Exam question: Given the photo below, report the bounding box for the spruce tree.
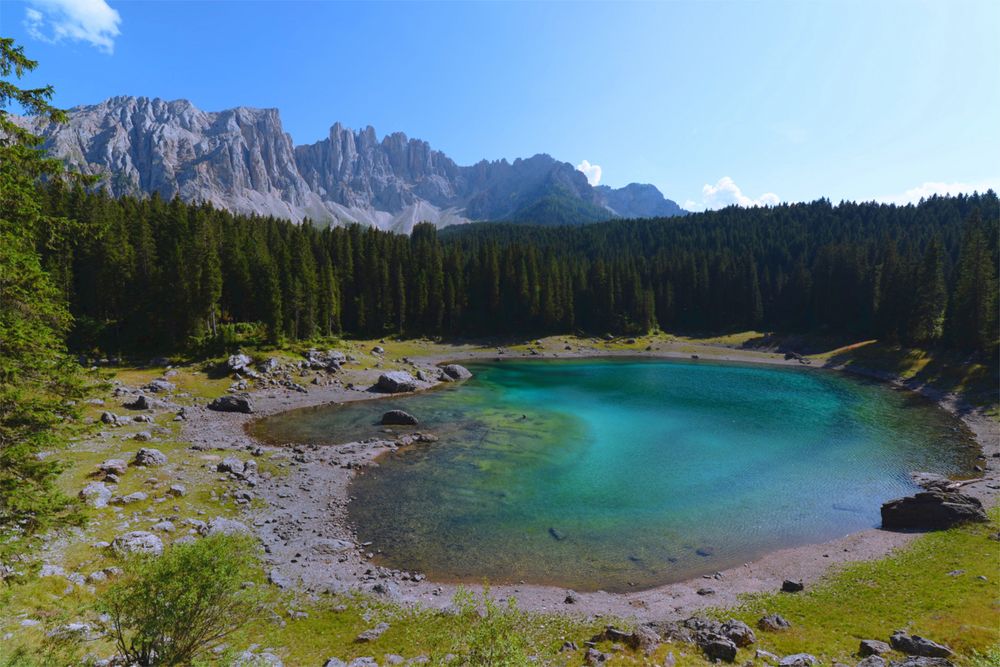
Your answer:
[0,39,83,558]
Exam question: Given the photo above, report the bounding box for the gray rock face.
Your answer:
[111,531,163,556]
[381,410,418,426]
[19,96,685,232]
[881,491,987,530]
[208,395,254,413]
[595,182,686,218]
[376,371,418,393]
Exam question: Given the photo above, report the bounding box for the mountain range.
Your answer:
[18,96,686,232]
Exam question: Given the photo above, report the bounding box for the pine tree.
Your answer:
[947,211,999,352]
[907,237,947,345]
[0,39,83,558]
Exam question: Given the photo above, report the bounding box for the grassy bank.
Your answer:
[1,333,996,665]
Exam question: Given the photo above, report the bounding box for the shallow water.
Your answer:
[253,358,976,591]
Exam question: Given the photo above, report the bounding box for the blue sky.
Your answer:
[2,0,998,209]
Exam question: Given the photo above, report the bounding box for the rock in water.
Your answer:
[881,491,987,530]
[440,364,473,381]
[208,395,254,413]
[376,371,418,393]
[381,409,418,425]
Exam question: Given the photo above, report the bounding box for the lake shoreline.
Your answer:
[186,341,999,621]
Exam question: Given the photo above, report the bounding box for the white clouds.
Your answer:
[686,177,780,211]
[875,179,1000,206]
[24,0,121,54]
[576,160,602,187]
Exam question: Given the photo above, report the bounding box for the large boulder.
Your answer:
[381,410,418,426]
[227,353,252,373]
[860,640,892,656]
[208,395,254,413]
[440,364,473,381]
[79,482,112,508]
[111,531,163,556]
[889,632,953,658]
[881,491,987,530]
[217,457,246,475]
[132,448,167,466]
[376,371,418,393]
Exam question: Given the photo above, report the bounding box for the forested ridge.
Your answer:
[35,183,998,356]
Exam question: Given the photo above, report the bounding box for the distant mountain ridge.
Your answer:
[18,96,686,231]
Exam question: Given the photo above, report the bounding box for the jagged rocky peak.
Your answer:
[21,95,686,231]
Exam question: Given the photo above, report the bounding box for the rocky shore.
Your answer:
[176,342,999,622]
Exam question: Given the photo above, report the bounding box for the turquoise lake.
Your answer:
[253,358,976,591]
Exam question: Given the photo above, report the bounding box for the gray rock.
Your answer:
[348,659,378,667]
[228,353,252,372]
[355,622,389,642]
[98,458,128,476]
[167,484,186,497]
[757,613,791,631]
[132,448,167,466]
[218,457,246,475]
[584,647,609,665]
[889,632,953,658]
[376,371,418,393]
[781,579,804,592]
[133,431,153,442]
[233,649,283,666]
[881,491,987,530]
[201,517,251,536]
[440,364,472,381]
[111,491,148,505]
[779,654,817,667]
[721,619,756,647]
[701,637,738,663]
[323,660,347,667]
[888,659,954,667]
[111,531,163,556]
[151,521,175,532]
[860,640,892,656]
[756,650,781,664]
[127,394,154,410]
[144,379,175,393]
[208,395,254,413]
[858,658,887,667]
[381,410,418,426]
[80,482,113,508]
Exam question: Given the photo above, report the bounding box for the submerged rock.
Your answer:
[881,491,987,530]
[440,364,473,381]
[381,409,418,426]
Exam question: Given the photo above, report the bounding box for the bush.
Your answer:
[453,585,529,666]
[99,534,264,666]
